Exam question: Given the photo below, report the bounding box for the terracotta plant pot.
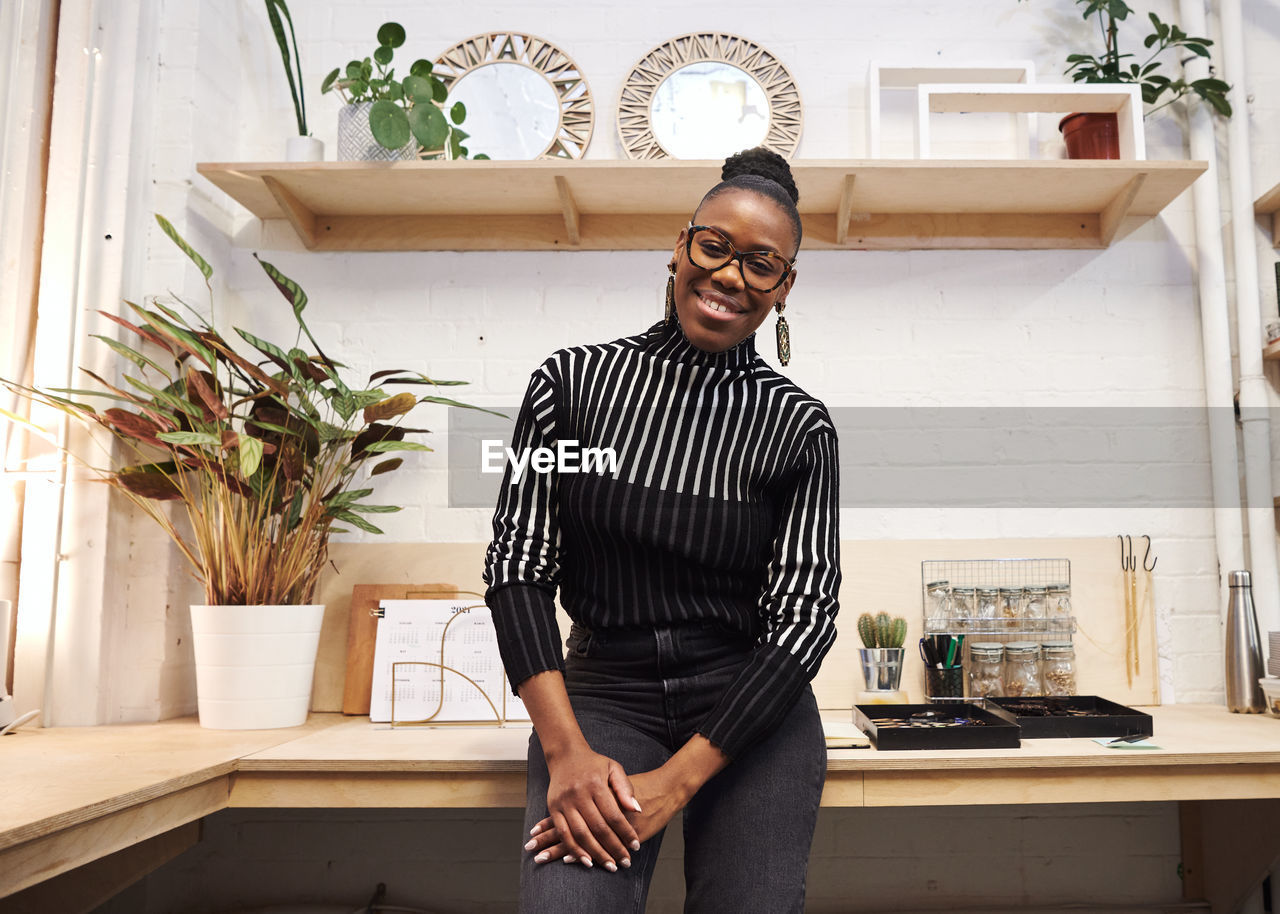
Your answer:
[1059,112,1121,160]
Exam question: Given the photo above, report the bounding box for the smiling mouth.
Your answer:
[697,291,745,316]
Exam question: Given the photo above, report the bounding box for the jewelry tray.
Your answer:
[982,695,1153,739]
[853,702,1021,750]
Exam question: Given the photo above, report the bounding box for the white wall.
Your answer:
[104,0,1280,716]
[76,0,1279,906]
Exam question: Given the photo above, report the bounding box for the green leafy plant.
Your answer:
[264,0,309,136]
[1021,0,1231,117]
[320,22,486,159]
[0,215,500,605]
[857,612,908,650]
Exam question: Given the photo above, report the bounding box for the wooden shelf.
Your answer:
[196,158,1205,253]
[1256,180,1280,247]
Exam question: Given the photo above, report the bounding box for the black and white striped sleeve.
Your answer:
[697,423,841,758]
[482,363,566,693]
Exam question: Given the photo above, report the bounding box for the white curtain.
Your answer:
[0,0,58,696]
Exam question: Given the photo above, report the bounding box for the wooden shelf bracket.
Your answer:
[554,175,581,245]
[835,174,856,246]
[1098,172,1147,246]
[261,176,319,250]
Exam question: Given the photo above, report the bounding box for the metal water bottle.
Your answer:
[1225,570,1265,713]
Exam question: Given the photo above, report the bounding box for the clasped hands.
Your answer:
[522,745,687,873]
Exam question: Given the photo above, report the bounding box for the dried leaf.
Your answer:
[362,392,416,423]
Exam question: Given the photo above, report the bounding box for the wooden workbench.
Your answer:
[3,705,1278,912]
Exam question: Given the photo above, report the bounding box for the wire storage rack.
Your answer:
[920,558,1077,701]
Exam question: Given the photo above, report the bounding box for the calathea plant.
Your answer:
[0,215,498,605]
[321,22,486,159]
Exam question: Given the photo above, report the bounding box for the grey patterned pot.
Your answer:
[337,102,417,162]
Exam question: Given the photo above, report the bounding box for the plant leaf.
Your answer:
[377,22,405,48]
[238,435,264,477]
[328,510,385,535]
[361,440,430,454]
[157,431,221,446]
[369,99,412,149]
[155,214,213,282]
[408,103,448,151]
[363,391,417,423]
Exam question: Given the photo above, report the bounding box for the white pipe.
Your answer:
[1179,0,1246,619]
[1219,0,1280,637]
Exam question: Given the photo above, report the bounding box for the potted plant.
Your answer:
[321,22,483,161]
[264,0,321,161]
[1,215,498,729]
[1021,0,1232,158]
[857,611,908,692]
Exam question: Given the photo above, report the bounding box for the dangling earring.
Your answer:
[775,301,791,366]
[665,261,676,322]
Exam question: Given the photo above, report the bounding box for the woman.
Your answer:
[482,147,841,913]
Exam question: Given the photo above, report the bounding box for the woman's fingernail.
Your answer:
[530,824,542,836]
[630,839,641,852]
[563,855,576,864]
[620,857,632,868]
[604,861,618,873]
[630,798,643,812]
[524,839,538,851]
[534,852,550,863]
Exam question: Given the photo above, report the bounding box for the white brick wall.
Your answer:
[109,0,1280,735]
[84,0,1280,905]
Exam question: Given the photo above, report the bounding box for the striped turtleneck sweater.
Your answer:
[482,315,841,759]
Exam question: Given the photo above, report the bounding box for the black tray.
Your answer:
[984,695,1153,739]
[854,702,1021,750]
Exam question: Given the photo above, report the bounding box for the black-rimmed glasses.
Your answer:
[685,224,795,292]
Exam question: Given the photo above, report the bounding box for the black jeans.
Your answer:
[518,621,826,913]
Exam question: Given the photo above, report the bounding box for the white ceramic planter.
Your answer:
[189,603,324,730]
[337,102,416,161]
[285,136,324,162]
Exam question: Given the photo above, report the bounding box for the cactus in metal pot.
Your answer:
[859,611,907,649]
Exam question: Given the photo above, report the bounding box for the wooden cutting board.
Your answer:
[341,583,460,715]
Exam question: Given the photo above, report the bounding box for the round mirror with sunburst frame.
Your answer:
[618,33,802,160]
[433,32,594,160]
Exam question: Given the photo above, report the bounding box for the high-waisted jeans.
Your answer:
[518,620,826,913]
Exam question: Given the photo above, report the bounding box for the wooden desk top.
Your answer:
[3,703,1278,889]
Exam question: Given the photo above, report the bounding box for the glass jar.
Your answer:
[975,587,999,628]
[1023,586,1048,631]
[967,642,1004,698]
[1002,641,1042,697]
[925,580,951,629]
[998,587,1023,630]
[1047,584,1072,623]
[1041,641,1077,696]
[951,586,976,629]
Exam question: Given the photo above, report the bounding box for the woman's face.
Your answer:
[670,188,798,354]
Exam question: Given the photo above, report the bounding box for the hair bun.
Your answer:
[721,147,799,205]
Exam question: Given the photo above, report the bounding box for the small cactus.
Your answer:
[888,617,908,649]
[857,612,877,648]
[874,612,892,648]
[858,611,908,649]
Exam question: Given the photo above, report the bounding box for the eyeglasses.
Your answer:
[684,224,795,292]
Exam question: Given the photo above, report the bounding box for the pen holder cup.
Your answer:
[858,648,905,691]
[925,666,966,700]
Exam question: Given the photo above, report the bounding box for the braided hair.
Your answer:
[695,147,802,254]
